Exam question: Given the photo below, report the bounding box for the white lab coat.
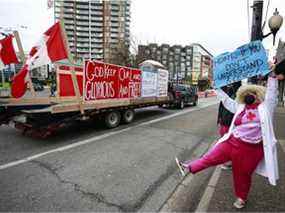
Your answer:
[216,77,279,185]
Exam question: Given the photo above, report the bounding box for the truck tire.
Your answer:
[178,100,185,109]
[193,96,198,106]
[104,111,121,128]
[121,109,135,124]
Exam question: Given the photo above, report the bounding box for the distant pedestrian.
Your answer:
[176,68,284,209]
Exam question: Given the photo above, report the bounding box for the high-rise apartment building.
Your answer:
[137,43,213,85]
[54,0,131,63]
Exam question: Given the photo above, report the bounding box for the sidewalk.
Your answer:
[205,107,285,212]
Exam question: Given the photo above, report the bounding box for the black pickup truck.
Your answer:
[168,83,198,109]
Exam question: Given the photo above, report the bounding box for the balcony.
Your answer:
[77,48,89,53]
[77,43,90,48]
[91,17,103,21]
[110,17,119,22]
[63,19,74,24]
[111,11,119,17]
[110,33,118,38]
[92,38,103,43]
[77,21,89,26]
[94,33,103,37]
[68,37,75,41]
[76,5,89,10]
[110,39,118,43]
[92,49,103,53]
[110,5,120,10]
[54,2,62,7]
[64,14,74,19]
[111,22,119,27]
[65,25,74,30]
[92,44,103,48]
[76,10,89,15]
[76,32,89,37]
[91,22,103,27]
[76,26,89,32]
[91,6,103,10]
[63,2,74,7]
[91,11,103,16]
[110,28,119,33]
[64,8,74,13]
[77,38,89,42]
[66,30,74,36]
[91,27,103,32]
[76,15,89,20]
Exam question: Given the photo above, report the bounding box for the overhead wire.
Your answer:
[262,0,271,31]
[247,0,251,41]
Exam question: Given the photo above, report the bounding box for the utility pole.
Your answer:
[250,0,264,84]
[251,0,264,41]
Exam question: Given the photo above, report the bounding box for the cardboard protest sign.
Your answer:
[157,69,169,97]
[84,60,141,101]
[213,40,270,88]
[117,67,141,99]
[141,70,158,97]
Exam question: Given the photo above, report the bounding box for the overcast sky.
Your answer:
[0,0,284,56]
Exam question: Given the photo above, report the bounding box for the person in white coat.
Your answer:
[176,69,284,209]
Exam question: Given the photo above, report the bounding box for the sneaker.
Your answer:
[233,198,246,209]
[221,164,232,170]
[175,157,187,177]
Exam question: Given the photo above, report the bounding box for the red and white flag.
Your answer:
[11,22,68,98]
[0,35,19,66]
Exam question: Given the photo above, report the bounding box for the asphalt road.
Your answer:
[0,97,219,212]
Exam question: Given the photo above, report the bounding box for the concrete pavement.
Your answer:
[206,107,285,212]
[162,107,285,212]
[0,100,219,212]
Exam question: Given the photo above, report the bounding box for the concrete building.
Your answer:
[54,0,131,63]
[137,43,213,85]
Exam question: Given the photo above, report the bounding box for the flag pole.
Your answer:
[1,69,4,87]
[13,30,36,97]
[59,19,84,114]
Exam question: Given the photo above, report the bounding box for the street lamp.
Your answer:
[263,8,283,45]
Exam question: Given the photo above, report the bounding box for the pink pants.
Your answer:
[185,135,264,200]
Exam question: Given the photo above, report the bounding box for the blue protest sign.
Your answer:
[213,40,270,88]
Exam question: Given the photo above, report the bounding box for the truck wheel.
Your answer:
[104,111,121,128]
[121,109,135,124]
[178,100,185,109]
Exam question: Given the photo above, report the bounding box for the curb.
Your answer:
[159,140,218,212]
[194,167,221,212]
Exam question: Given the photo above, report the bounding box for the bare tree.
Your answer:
[109,34,143,67]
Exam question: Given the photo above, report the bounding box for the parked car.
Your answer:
[168,83,198,109]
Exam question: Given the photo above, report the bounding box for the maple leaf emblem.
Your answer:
[246,111,256,121]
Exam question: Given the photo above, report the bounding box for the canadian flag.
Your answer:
[0,35,19,66]
[11,22,68,98]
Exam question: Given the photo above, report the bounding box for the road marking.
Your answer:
[194,167,221,212]
[0,101,218,171]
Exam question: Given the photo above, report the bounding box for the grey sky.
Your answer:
[0,0,284,56]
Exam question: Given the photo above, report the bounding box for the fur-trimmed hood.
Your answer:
[236,84,266,104]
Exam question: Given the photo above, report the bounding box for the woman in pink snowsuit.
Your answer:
[176,72,282,209]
